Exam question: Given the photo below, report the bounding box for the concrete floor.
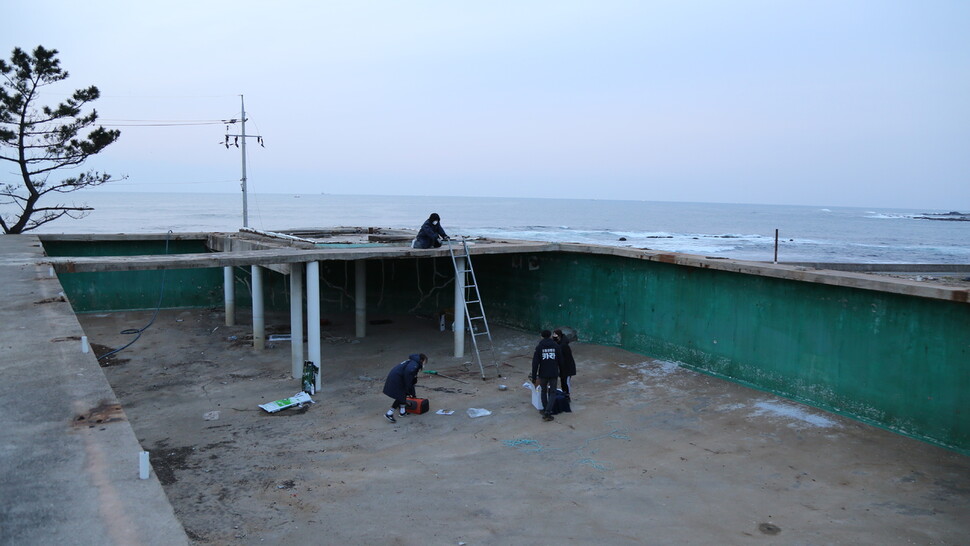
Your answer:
[77,307,970,545]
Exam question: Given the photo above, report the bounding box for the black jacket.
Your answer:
[383,354,423,401]
[414,219,448,249]
[531,338,561,379]
[558,336,576,376]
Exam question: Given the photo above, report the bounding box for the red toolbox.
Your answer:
[406,397,429,414]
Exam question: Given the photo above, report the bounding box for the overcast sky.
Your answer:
[5,1,969,209]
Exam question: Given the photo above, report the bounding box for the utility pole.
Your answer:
[240,95,248,227]
[223,94,264,227]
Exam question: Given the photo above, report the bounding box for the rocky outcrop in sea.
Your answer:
[914,211,969,221]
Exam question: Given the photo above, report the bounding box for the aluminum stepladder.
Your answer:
[446,237,499,379]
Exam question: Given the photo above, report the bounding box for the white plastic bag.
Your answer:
[522,382,543,410]
[466,408,492,418]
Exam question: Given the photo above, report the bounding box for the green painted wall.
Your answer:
[348,257,457,317]
[474,252,970,455]
[45,240,224,312]
[230,257,457,318]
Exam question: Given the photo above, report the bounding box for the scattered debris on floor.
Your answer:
[258,392,315,413]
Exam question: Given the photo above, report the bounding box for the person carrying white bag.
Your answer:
[529,330,562,422]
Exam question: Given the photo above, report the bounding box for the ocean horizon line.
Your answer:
[83,189,962,213]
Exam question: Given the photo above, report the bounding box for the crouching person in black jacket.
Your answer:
[382,353,427,423]
[413,213,449,249]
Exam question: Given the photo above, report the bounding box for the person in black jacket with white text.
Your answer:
[530,330,562,422]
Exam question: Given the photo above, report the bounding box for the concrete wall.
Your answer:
[45,240,224,312]
[49,239,969,454]
[49,239,456,318]
[475,251,970,455]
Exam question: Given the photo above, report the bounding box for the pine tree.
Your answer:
[0,45,121,234]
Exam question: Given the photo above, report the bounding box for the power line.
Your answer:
[105,178,238,186]
[101,119,226,122]
[30,91,238,100]
[99,119,226,127]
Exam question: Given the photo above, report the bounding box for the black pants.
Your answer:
[559,374,572,396]
[537,376,557,414]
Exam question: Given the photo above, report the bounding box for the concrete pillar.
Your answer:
[454,256,466,358]
[223,266,235,326]
[251,265,265,350]
[290,264,304,379]
[307,261,322,391]
[355,260,366,338]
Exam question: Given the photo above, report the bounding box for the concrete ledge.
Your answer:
[43,236,559,272]
[35,231,970,305]
[779,262,970,273]
[559,243,970,304]
[39,232,213,242]
[0,235,188,545]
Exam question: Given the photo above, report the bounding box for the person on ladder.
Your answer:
[413,213,449,248]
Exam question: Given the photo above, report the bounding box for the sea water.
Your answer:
[26,192,970,264]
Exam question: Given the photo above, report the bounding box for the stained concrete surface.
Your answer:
[0,235,187,546]
[76,307,970,545]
